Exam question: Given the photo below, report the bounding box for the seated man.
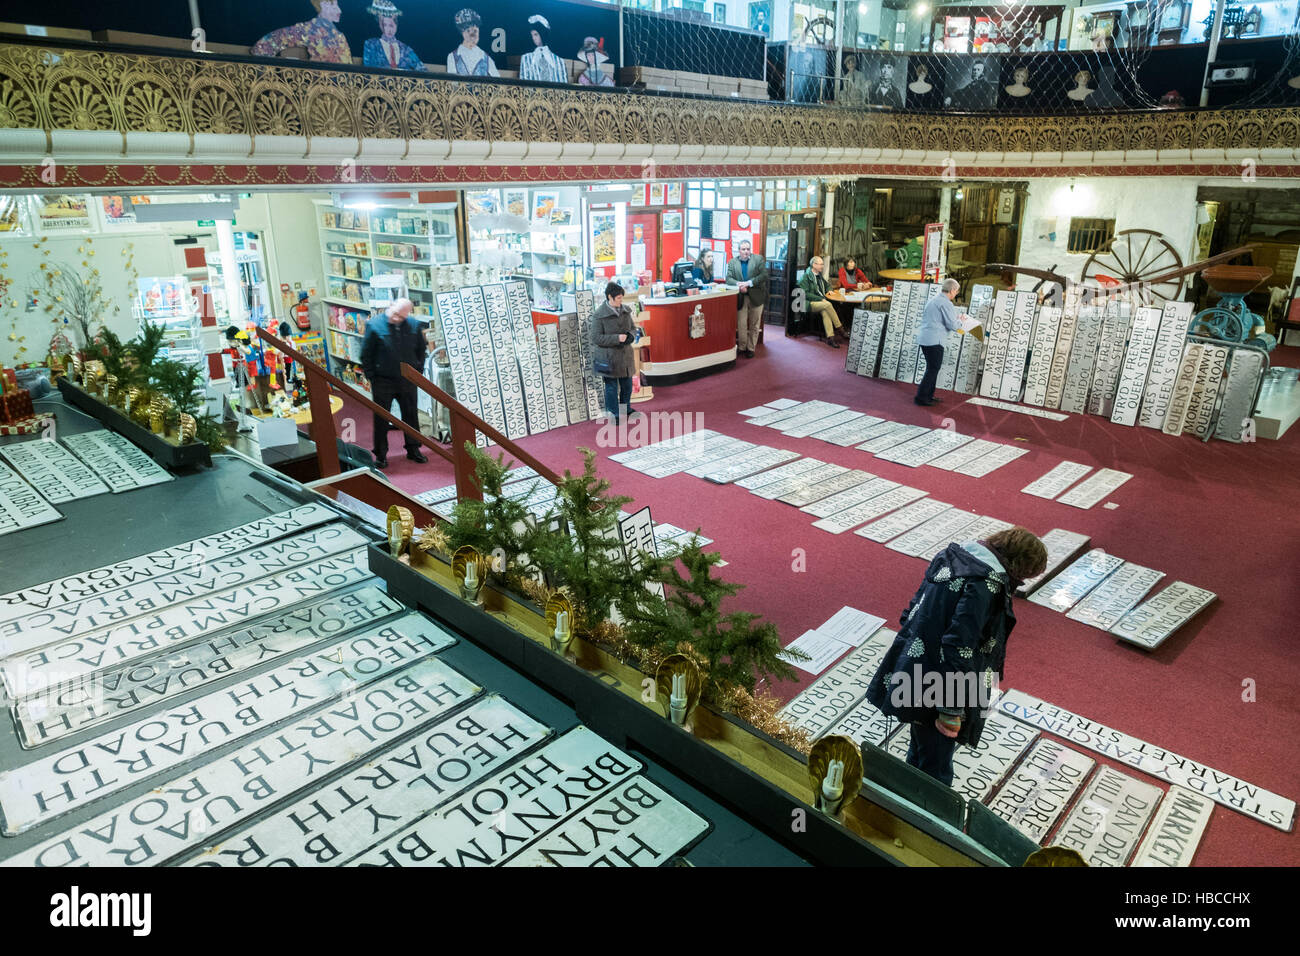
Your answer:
[798,256,846,349]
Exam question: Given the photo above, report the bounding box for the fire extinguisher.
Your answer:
[294,291,312,331]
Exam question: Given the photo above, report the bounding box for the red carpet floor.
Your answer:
[347,328,1300,867]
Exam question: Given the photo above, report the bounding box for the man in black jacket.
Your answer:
[865,527,1047,786]
[360,297,427,468]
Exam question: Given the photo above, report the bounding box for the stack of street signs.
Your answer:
[0,501,339,622]
[1027,549,1123,613]
[0,440,109,503]
[1065,560,1165,631]
[60,431,173,493]
[984,737,1096,842]
[996,689,1295,832]
[1016,529,1090,597]
[855,498,952,543]
[779,622,893,738]
[1055,467,1133,509]
[809,484,927,535]
[348,727,711,867]
[1109,581,1217,650]
[1050,765,1163,866]
[965,397,1069,422]
[0,461,61,537]
[0,616,459,836]
[884,712,1039,803]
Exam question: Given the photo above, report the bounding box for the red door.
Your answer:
[626,211,660,284]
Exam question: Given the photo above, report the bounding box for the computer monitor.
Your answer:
[670,260,694,285]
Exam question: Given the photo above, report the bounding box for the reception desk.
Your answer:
[636,285,738,383]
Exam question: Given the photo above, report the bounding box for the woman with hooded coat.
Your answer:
[865,527,1047,786]
[589,281,639,422]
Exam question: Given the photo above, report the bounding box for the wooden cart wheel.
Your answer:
[1080,228,1185,304]
[803,16,836,46]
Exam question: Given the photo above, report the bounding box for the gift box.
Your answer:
[0,411,53,435]
[0,388,35,424]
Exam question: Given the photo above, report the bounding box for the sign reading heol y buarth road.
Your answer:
[2,656,479,867]
[985,737,1095,842]
[353,727,644,867]
[0,524,369,656]
[0,503,340,623]
[0,614,454,835]
[180,695,548,867]
[996,689,1295,832]
[0,549,372,697]
[1051,765,1163,866]
[12,587,405,748]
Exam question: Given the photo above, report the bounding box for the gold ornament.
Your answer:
[545,591,575,655]
[125,386,142,415]
[104,373,120,404]
[386,505,414,559]
[809,734,864,820]
[452,545,487,607]
[148,395,169,433]
[178,412,197,442]
[414,524,449,557]
[655,653,703,727]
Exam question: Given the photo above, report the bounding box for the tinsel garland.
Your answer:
[412,524,812,754]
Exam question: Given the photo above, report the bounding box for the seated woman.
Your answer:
[691,250,717,287]
[838,257,873,291]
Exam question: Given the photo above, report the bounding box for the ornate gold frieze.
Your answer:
[0,42,1296,158]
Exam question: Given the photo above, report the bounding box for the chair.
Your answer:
[1274,275,1300,347]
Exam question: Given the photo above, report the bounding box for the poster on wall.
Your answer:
[858,54,905,108]
[533,191,559,223]
[98,195,154,229]
[505,190,527,218]
[666,183,683,205]
[649,184,665,206]
[35,195,93,233]
[465,190,500,217]
[551,207,573,226]
[941,57,998,110]
[662,211,682,233]
[0,196,29,235]
[748,1,772,35]
[591,210,616,264]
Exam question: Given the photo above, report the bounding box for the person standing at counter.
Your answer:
[915,277,963,406]
[590,281,639,423]
[799,256,846,348]
[726,239,768,358]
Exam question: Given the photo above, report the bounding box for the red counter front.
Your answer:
[637,287,738,380]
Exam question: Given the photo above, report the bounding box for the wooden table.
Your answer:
[878,268,926,282]
[249,394,344,426]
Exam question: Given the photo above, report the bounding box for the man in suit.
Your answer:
[866,60,903,108]
[726,240,769,358]
[360,297,428,468]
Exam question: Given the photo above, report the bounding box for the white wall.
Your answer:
[233,192,331,312]
[1015,177,1201,290]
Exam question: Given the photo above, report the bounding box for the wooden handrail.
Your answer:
[400,362,566,489]
[254,327,453,472]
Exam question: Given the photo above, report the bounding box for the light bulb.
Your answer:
[858,1,868,13]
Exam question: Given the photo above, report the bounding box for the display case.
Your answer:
[135,275,205,372]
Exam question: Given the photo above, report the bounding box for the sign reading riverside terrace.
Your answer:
[352,727,645,867]
[0,549,372,697]
[886,712,1038,803]
[3,656,480,867]
[0,615,456,835]
[1052,765,1162,866]
[0,524,369,656]
[0,502,339,622]
[181,696,548,868]
[985,737,1095,842]
[996,689,1295,831]
[12,589,408,748]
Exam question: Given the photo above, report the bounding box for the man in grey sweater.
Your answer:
[915,277,964,406]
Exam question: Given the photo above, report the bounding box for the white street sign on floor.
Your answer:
[61,431,173,493]
[986,737,1095,843]
[1021,461,1092,500]
[810,485,926,535]
[855,498,952,543]
[1051,764,1162,866]
[1055,468,1133,510]
[1065,561,1165,631]
[777,628,895,740]
[1130,786,1214,867]
[1027,549,1123,613]
[1017,529,1090,597]
[1109,581,1217,650]
[885,712,1038,803]
[997,689,1295,832]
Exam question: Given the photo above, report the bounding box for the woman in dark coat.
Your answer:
[589,281,638,421]
[865,527,1047,786]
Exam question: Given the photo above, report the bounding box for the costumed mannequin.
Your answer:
[363,1,426,71]
[251,0,351,63]
[520,14,567,84]
[223,327,261,425]
[1004,67,1032,97]
[447,8,500,77]
[576,36,614,87]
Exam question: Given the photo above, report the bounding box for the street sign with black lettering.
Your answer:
[986,737,1095,842]
[1051,765,1162,866]
[1130,785,1213,867]
[0,461,61,537]
[0,439,109,503]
